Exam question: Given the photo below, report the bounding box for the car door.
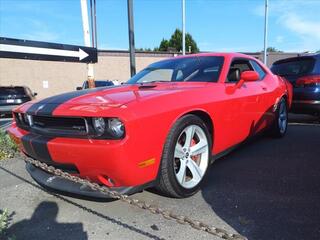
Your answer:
[222,58,264,146]
[249,59,276,131]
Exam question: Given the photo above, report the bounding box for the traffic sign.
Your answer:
[0,37,97,63]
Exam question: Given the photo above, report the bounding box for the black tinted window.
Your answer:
[0,87,25,96]
[226,59,253,82]
[95,81,114,87]
[271,58,315,76]
[250,60,266,79]
[127,56,224,84]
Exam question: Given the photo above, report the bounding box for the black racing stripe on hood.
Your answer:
[26,88,102,116]
[21,134,55,164]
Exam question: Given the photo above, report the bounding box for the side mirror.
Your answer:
[241,71,259,82]
[234,71,259,89]
[76,87,82,91]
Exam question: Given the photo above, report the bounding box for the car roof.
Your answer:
[0,85,28,88]
[172,52,257,60]
[272,53,320,65]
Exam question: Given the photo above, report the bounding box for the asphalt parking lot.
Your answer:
[0,116,319,240]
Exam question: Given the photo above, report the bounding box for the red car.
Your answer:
[8,53,292,198]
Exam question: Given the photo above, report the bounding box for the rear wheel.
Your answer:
[270,98,288,138]
[157,114,212,198]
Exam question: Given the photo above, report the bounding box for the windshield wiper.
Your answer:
[138,80,170,84]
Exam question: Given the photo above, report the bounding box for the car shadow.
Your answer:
[0,167,165,240]
[5,201,88,240]
[201,125,320,240]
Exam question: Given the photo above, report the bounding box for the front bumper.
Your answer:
[7,122,160,195]
[26,162,153,199]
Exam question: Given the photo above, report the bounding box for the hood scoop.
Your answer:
[138,84,157,89]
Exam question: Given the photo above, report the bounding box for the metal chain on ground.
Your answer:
[19,153,247,240]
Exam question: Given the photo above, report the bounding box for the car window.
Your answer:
[271,58,315,76]
[95,81,114,87]
[226,59,253,82]
[0,87,26,96]
[25,87,33,96]
[127,56,224,84]
[250,60,266,80]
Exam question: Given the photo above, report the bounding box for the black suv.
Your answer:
[0,86,37,117]
[271,54,320,116]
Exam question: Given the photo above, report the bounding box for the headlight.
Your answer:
[107,118,125,138]
[92,117,125,139]
[92,117,106,136]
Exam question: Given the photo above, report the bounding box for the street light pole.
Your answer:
[263,0,269,65]
[127,0,136,77]
[182,0,186,55]
[80,0,95,88]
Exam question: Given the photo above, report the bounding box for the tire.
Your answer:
[270,98,288,138]
[157,114,212,198]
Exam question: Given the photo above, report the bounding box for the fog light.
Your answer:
[92,117,106,136]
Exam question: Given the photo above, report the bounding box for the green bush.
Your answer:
[0,209,9,235]
[0,131,18,160]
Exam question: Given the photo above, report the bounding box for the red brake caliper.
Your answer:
[191,139,200,164]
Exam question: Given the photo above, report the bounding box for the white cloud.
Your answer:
[20,19,60,42]
[281,13,320,40]
[276,36,284,44]
[253,0,320,52]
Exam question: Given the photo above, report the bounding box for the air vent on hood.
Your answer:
[138,84,157,89]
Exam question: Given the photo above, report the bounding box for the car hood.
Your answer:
[21,82,208,114]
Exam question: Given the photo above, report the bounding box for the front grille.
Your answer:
[33,115,87,132]
[15,113,88,137]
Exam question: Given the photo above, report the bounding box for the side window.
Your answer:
[226,59,253,83]
[250,60,266,80]
[25,87,32,96]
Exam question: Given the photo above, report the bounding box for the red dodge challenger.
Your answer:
[8,53,292,198]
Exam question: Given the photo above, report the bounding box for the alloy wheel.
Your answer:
[278,101,288,134]
[173,125,209,189]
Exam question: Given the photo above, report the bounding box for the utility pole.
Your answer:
[182,0,186,55]
[127,0,136,77]
[263,0,268,65]
[80,0,95,88]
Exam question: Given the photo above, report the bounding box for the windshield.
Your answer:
[127,56,224,84]
[0,87,25,96]
[271,58,315,76]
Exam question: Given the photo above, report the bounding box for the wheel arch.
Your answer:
[178,110,215,148]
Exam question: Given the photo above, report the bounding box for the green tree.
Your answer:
[317,50,320,53]
[185,33,199,53]
[159,39,170,51]
[267,47,282,52]
[169,29,183,52]
[156,29,199,53]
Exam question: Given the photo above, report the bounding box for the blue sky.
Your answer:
[0,0,319,52]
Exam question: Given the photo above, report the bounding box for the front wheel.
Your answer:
[157,114,212,198]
